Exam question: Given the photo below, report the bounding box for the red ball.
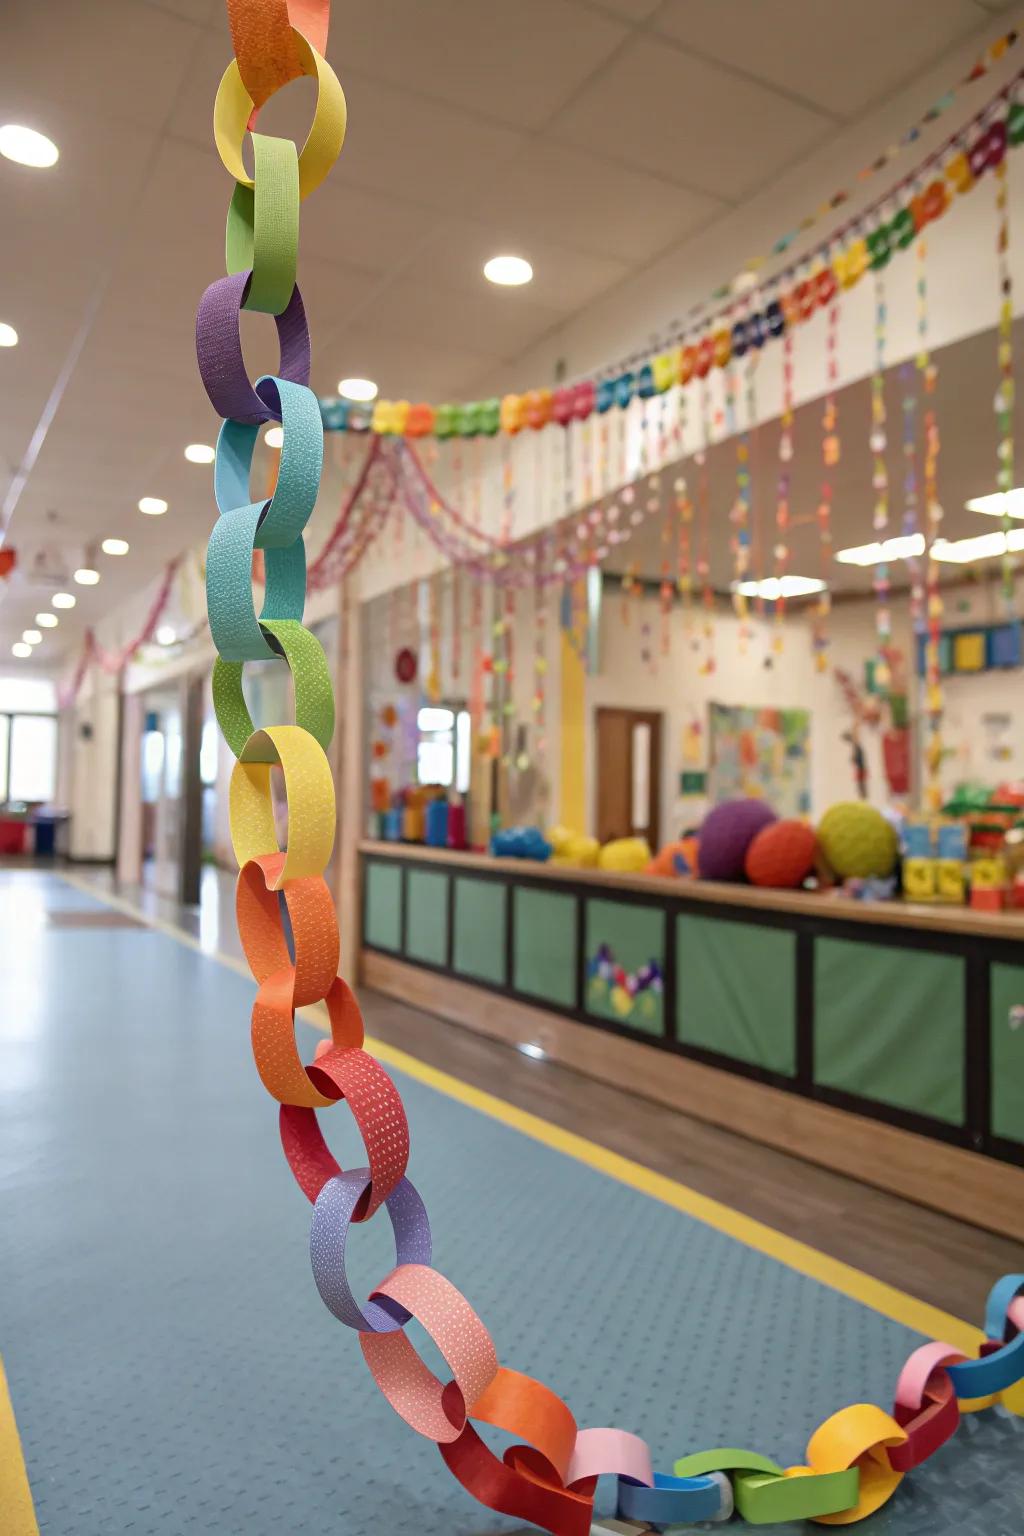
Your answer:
[745,819,817,888]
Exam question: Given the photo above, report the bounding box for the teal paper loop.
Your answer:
[206,502,306,661]
[215,376,323,548]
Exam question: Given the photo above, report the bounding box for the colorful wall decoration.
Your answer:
[707,702,811,816]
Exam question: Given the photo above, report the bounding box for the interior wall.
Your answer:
[68,672,120,861]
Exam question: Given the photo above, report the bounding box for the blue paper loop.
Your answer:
[215,376,323,548]
[206,502,306,661]
[984,1273,1024,1341]
[618,1471,723,1525]
[947,1331,1024,1398]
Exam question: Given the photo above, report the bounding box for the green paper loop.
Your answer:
[213,619,335,758]
[674,1449,781,1480]
[734,1467,860,1525]
[226,132,299,315]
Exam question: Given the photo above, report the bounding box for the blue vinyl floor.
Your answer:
[1,870,1022,1534]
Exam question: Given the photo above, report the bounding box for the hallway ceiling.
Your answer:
[0,0,1015,665]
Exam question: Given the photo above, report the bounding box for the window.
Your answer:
[8,714,57,802]
[416,706,470,792]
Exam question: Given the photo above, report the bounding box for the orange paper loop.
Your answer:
[236,853,340,1006]
[252,974,364,1106]
[226,0,330,111]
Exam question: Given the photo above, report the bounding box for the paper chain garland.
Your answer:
[195,7,1024,1533]
[316,72,1024,442]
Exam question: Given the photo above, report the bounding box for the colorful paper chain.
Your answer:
[315,72,1024,442]
[197,6,1024,1532]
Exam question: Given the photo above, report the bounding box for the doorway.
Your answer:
[595,708,662,848]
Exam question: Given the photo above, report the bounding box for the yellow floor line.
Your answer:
[0,1358,40,1536]
[59,871,982,1353]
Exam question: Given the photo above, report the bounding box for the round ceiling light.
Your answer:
[263,425,284,449]
[11,642,32,658]
[0,323,18,348]
[52,592,76,609]
[74,568,100,585]
[102,538,129,556]
[138,496,168,515]
[338,377,378,402]
[155,625,177,646]
[35,613,58,628]
[22,629,42,645]
[184,443,215,464]
[483,254,533,287]
[0,124,59,169]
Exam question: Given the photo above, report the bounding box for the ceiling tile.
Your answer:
[2,0,205,131]
[348,273,564,366]
[300,179,437,275]
[550,34,831,196]
[470,140,726,264]
[413,217,630,315]
[653,0,984,118]
[591,0,663,17]
[317,329,502,405]
[326,0,628,129]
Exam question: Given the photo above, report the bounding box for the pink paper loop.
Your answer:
[566,1427,654,1490]
[894,1341,969,1412]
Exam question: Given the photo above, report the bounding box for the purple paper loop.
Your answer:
[196,270,310,424]
[310,1169,432,1332]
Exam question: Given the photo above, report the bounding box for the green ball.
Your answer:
[818,801,897,879]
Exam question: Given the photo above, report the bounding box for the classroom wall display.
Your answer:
[707,703,811,816]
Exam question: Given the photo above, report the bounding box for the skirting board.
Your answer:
[362,950,1024,1243]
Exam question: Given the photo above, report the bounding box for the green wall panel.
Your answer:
[585,898,664,1037]
[452,877,507,986]
[405,869,449,967]
[814,936,964,1125]
[676,914,796,1075]
[513,887,577,1008]
[364,861,402,952]
[991,961,1024,1143]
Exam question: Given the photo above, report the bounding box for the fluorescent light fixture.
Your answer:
[0,124,59,168]
[22,629,42,645]
[102,537,129,556]
[835,533,925,566]
[138,496,168,515]
[185,442,215,464]
[484,254,533,286]
[735,575,826,599]
[965,488,1024,519]
[0,323,17,347]
[11,642,32,658]
[417,707,455,732]
[263,425,284,449]
[338,377,378,402]
[155,625,177,646]
[35,613,58,628]
[52,592,76,609]
[73,567,100,585]
[932,528,1024,564]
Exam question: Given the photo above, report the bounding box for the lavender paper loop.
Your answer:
[196,271,311,424]
[310,1170,432,1332]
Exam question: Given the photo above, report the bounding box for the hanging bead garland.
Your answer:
[773,327,796,659]
[871,271,892,690]
[732,339,757,652]
[917,236,944,812]
[995,136,1016,602]
[697,378,715,675]
[900,358,923,635]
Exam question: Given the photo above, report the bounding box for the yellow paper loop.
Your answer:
[229,724,335,886]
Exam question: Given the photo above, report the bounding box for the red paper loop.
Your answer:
[889,1373,960,1472]
[279,1046,409,1217]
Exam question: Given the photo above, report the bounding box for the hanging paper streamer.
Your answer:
[813,294,839,673]
[731,337,757,651]
[900,357,923,633]
[995,138,1015,601]
[917,237,945,812]
[871,272,892,690]
[773,328,795,658]
[697,379,715,676]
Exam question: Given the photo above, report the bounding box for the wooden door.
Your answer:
[595,708,661,848]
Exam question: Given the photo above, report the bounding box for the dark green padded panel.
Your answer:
[991,961,1024,1142]
[584,898,664,1038]
[452,876,507,987]
[363,860,402,952]
[513,886,577,1008]
[405,869,449,967]
[677,913,796,1076]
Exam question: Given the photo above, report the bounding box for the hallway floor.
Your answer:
[2,865,1023,1534]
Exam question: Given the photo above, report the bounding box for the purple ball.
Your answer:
[698,798,777,881]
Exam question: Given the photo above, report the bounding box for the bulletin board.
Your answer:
[707,702,811,817]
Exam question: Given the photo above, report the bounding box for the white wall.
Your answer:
[68,670,120,860]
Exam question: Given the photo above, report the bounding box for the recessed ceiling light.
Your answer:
[0,323,17,347]
[74,568,100,585]
[0,124,59,169]
[102,537,129,556]
[138,496,168,516]
[184,442,215,464]
[966,488,1024,519]
[735,575,826,599]
[11,642,32,658]
[35,613,58,628]
[338,377,378,402]
[263,425,284,449]
[933,528,1024,564]
[22,629,42,645]
[483,254,533,286]
[835,533,925,567]
[51,592,75,609]
[155,625,177,646]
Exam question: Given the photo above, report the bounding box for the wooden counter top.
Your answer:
[359,839,1024,941]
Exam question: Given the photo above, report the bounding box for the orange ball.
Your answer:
[745,819,816,888]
